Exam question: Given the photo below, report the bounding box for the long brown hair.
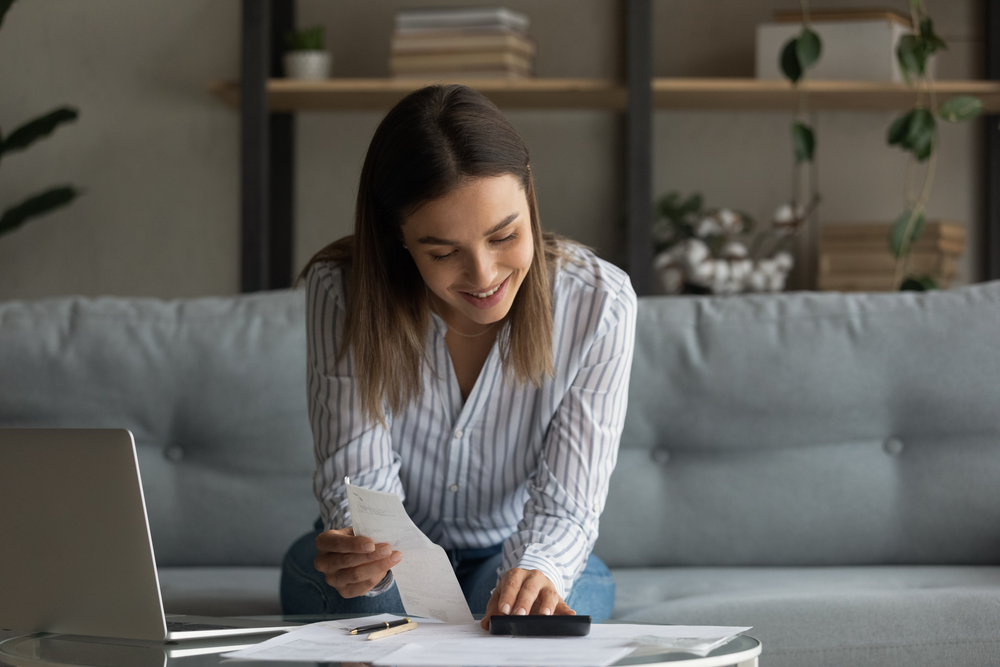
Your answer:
[299,84,572,426]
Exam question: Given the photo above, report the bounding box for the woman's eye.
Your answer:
[431,250,457,261]
[492,233,518,245]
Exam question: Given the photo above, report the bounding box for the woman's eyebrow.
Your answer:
[416,212,519,245]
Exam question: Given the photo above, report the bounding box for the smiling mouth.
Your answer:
[461,277,507,299]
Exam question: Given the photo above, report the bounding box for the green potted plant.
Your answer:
[284,25,330,80]
[0,0,80,240]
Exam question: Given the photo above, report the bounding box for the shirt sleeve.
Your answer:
[501,281,637,599]
[306,263,404,596]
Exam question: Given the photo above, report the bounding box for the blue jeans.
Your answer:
[280,518,616,619]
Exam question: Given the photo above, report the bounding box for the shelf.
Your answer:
[653,78,1000,112]
[208,78,627,111]
[209,77,1000,113]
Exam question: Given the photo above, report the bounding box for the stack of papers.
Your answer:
[222,614,750,666]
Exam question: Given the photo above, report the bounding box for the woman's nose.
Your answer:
[465,247,495,287]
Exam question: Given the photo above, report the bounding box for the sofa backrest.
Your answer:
[594,282,1000,568]
[6,283,1000,570]
[0,291,316,567]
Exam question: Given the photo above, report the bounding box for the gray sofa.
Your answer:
[2,282,999,666]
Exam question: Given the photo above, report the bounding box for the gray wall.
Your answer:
[0,0,983,299]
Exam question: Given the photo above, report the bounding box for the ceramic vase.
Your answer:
[284,51,331,80]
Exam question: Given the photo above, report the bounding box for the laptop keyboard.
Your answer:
[167,621,239,632]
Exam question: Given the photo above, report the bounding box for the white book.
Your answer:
[396,7,529,33]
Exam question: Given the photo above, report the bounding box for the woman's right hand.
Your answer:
[313,526,402,598]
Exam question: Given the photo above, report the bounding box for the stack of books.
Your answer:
[390,7,535,80]
[818,221,965,291]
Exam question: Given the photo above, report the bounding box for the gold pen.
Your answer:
[348,617,411,635]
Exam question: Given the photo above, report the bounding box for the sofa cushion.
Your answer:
[613,566,1000,667]
[596,282,1000,567]
[158,567,282,617]
[0,291,317,567]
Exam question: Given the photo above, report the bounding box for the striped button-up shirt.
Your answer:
[306,245,636,598]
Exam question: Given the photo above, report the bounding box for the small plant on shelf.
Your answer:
[283,25,331,80]
[285,25,325,52]
[886,0,982,290]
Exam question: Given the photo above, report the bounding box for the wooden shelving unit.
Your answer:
[211,77,1000,113]
[210,78,627,111]
[227,0,1000,293]
[652,78,1000,112]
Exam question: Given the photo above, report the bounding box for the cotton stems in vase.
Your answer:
[886,0,981,290]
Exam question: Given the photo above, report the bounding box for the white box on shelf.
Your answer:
[756,12,927,82]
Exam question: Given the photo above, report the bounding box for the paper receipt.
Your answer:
[345,481,474,622]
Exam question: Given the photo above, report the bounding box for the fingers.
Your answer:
[313,542,395,574]
[496,569,526,616]
[327,551,401,592]
[339,575,386,599]
[511,572,545,616]
[314,527,377,555]
[480,586,501,630]
[531,588,561,616]
[555,600,576,615]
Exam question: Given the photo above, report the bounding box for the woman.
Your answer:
[281,84,636,628]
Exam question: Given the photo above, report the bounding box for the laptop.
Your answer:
[0,428,299,641]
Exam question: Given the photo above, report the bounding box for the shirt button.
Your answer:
[449,483,460,492]
[454,429,464,439]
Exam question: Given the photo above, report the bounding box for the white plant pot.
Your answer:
[284,51,331,80]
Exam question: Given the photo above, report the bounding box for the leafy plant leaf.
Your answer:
[792,121,815,163]
[656,192,680,219]
[0,0,15,30]
[0,186,78,237]
[906,108,936,160]
[938,95,983,122]
[897,34,927,81]
[918,18,947,53]
[796,28,822,70]
[0,107,79,157]
[285,25,324,51]
[889,209,926,257]
[900,274,939,291]
[887,110,915,146]
[780,38,802,83]
[680,193,703,216]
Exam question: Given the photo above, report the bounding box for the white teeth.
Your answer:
[470,284,500,298]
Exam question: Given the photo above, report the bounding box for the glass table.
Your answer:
[0,616,761,667]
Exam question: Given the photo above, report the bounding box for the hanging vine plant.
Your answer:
[776,1,822,236]
[887,0,982,290]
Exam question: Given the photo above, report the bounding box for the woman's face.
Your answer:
[401,174,534,329]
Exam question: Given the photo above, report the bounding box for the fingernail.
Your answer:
[363,543,375,552]
[515,608,527,616]
[542,607,551,616]
[391,552,402,563]
[500,603,511,614]
[378,545,391,557]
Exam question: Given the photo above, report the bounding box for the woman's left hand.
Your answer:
[480,567,575,630]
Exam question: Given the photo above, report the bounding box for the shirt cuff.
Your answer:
[363,569,396,597]
[514,552,568,600]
